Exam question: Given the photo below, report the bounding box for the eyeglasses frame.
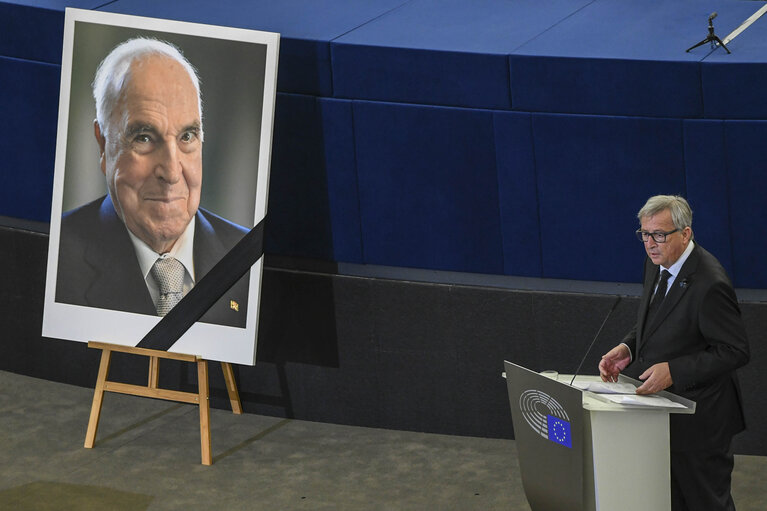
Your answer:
[635,228,680,243]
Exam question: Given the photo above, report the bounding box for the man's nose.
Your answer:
[154,140,182,183]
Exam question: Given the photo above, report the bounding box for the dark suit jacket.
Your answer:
[56,195,250,328]
[622,244,750,451]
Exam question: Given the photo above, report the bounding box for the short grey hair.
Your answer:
[637,195,693,230]
[92,37,202,139]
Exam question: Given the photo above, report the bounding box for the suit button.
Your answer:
[638,357,644,363]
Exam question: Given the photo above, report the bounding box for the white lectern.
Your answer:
[504,361,695,511]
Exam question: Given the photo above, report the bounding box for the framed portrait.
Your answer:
[42,8,279,365]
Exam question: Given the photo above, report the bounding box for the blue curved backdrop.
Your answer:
[4,0,767,288]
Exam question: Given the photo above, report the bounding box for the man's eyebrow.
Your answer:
[181,122,202,133]
[123,121,202,139]
[124,123,159,138]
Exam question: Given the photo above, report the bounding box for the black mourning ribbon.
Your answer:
[137,219,265,351]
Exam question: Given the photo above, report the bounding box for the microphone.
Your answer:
[569,295,622,386]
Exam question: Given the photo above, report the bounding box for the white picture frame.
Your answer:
[42,8,279,365]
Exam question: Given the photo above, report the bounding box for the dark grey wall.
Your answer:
[2,225,765,455]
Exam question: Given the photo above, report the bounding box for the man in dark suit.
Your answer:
[56,194,248,327]
[599,195,750,511]
[55,38,249,327]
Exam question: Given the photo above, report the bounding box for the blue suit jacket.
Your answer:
[622,244,750,451]
[56,195,250,328]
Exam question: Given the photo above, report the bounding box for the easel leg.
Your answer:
[84,343,240,466]
[85,348,112,448]
[221,362,243,414]
[148,356,159,389]
[197,359,212,465]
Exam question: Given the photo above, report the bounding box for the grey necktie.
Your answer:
[150,257,185,316]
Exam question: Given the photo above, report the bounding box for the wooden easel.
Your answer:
[84,341,242,465]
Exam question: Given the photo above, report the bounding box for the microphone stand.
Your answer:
[686,12,731,54]
[569,296,622,386]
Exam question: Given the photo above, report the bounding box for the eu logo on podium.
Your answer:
[547,414,572,448]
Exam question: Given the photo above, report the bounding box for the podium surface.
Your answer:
[504,361,695,511]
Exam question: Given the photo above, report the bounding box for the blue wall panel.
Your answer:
[493,112,541,277]
[0,57,59,222]
[353,102,503,274]
[0,1,104,64]
[683,120,735,280]
[321,98,364,263]
[533,113,686,282]
[510,0,759,118]
[0,2,62,64]
[331,45,511,110]
[723,121,767,289]
[702,60,767,120]
[510,55,702,118]
[266,94,361,262]
[701,9,767,120]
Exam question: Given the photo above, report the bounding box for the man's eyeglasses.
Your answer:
[635,229,679,243]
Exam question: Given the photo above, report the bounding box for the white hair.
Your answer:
[638,195,693,231]
[92,38,203,139]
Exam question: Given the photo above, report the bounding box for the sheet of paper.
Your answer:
[571,381,638,394]
[600,394,687,409]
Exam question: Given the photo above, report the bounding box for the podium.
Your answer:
[503,361,695,511]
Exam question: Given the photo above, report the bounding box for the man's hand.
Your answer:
[636,362,673,395]
[599,344,631,382]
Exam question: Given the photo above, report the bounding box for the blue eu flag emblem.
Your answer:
[547,415,572,448]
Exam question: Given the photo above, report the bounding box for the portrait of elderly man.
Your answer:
[55,38,250,328]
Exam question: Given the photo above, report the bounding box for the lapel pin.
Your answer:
[229,300,239,312]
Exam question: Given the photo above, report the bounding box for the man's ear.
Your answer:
[94,120,107,175]
[683,226,693,243]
